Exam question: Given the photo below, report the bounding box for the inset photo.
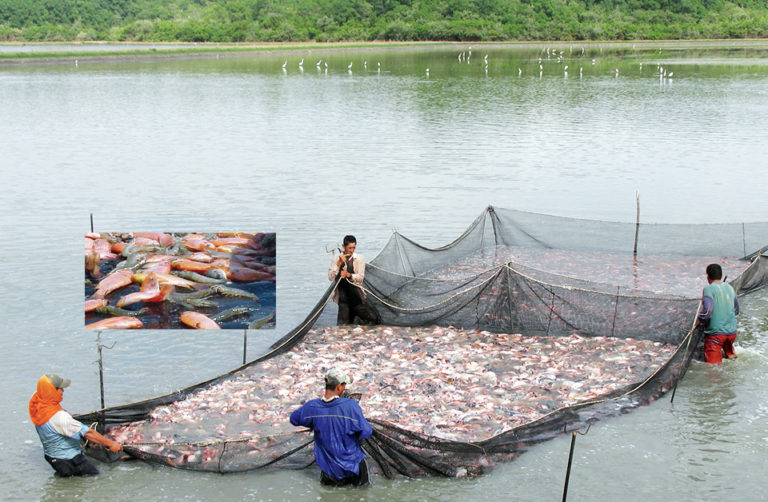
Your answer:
[85,232,275,329]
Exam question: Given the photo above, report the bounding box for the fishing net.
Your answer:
[77,207,768,477]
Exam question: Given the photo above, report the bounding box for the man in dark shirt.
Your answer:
[290,368,373,486]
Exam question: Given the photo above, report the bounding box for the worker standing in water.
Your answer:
[329,235,380,325]
[290,368,373,486]
[29,374,122,476]
[698,264,739,363]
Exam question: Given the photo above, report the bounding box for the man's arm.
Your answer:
[698,294,713,322]
[84,429,123,453]
[290,405,312,428]
[349,254,365,286]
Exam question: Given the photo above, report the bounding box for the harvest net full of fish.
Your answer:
[105,324,676,470]
[81,208,768,476]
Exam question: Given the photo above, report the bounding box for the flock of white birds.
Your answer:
[278,45,675,80]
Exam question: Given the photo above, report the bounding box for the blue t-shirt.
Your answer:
[35,411,90,459]
[290,397,373,480]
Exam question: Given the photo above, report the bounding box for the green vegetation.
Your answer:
[1,0,767,42]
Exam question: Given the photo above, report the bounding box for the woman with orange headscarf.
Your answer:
[29,374,122,476]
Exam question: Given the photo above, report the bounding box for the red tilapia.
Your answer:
[85,316,144,330]
[92,269,133,299]
[180,311,221,330]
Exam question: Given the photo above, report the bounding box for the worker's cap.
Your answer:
[325,368,353,387]
[45,374,71,389]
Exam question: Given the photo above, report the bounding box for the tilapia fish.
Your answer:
[85,232,275,329]
[107,325,676,459]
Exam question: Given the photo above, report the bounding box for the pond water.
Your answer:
[1,42,768,501]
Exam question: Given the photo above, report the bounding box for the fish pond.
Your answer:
[2,42,768,501]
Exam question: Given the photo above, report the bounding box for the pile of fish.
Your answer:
[106,324,676,463]
[85,232,276,329]
[424,246,749,297]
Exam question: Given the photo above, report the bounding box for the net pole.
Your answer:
[96,331,106,427]
[90,213,94,233]
[243,329,247,365]
[562,431,577,502]
[633,191,640,255]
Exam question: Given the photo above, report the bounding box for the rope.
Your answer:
[368,259,696,301]
[366,261,504,282]
[348,269,503,313]
[503,263,697,301]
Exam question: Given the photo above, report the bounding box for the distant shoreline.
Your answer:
[2,39,767,66]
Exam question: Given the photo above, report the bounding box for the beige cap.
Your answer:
[45,374,71,389]
[325,368,353,387]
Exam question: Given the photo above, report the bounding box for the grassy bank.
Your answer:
[2,39,767,65]
[1,0,768,44]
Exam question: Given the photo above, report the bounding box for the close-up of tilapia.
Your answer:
[84,232,276,329]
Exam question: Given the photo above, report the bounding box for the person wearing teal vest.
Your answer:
[697,264,739,363]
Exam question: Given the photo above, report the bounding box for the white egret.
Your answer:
[299,58,303,67]
[518,68,522,76]
[282,61,287,68]
[316,60,321,67]
[668,71,674,77]
[348,62,353,70]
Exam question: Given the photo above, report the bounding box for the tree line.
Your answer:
[1,0,767,42]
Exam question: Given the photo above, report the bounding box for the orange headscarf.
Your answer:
[28,375,64,426]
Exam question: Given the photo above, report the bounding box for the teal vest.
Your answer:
[703,282,737,335]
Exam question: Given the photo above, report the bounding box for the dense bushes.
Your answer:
[1,0,767,42]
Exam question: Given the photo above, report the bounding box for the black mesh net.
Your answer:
[77,207,768,477]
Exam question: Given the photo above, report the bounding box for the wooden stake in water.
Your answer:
[96,332,116,426]
[562,431,577,502]
[90,213,94,233]
[97,331,106,424]
[562,424,591,502]
[633,191,640,255]
[243,329,247,365]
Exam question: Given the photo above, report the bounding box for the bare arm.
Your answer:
[84,429,123,452]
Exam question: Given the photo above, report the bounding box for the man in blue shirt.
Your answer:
[29,374,123,476]
[290,368,373,486]
[697,264,739,363]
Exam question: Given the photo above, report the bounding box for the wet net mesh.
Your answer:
[77,207,768,477]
